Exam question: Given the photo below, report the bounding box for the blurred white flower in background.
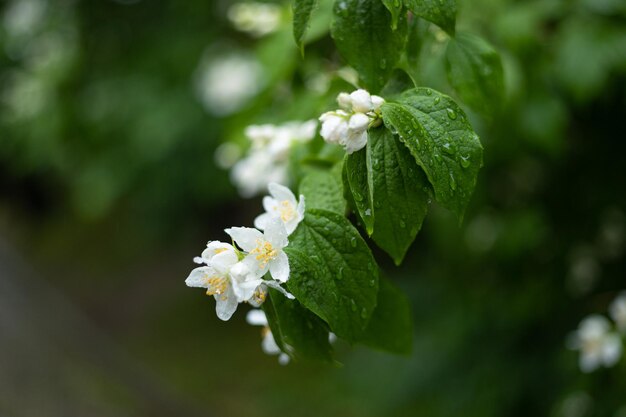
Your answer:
[3,0,47,40]
[568,315,623,373]
[228,120,317,197]
[227,2,282,38]
[246,309,290,365]
[610,292,626,333]
[194,52,263,116]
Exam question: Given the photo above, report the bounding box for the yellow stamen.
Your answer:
[204,274,228,296]
[214,247,228,254]
[250,239,277,267]
[253,287,267,304]
[277,200,296,222]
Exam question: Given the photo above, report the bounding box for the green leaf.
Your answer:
[293,0,319,53]
[359,276,413,354]
[331,0,408,92]
[381,88,483,219]
[381,0,403,30]
[298,165,346,215]
[262,289,334,362]
[367,127,431,264]
[406,15,429,71]
[287,210,379,342]
[380,68,417,99]
[404,0,456,36]
[445,32,504,115]
[343,148,374,234]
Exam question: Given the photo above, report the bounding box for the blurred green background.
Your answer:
[1,0,626,416]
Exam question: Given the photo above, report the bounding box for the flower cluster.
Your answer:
[185,183,304,321]
[231,120,317,197]
[568,292,626,373]
[319,89,384,154]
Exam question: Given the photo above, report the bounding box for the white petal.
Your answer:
[350,89,372,113]
[602,334,623,366]
[265,279,295,299]
[185,266,213,288]
[214,285,239,321]
[262,331,281,355]
[246,309,268,326]
[225,227,264,252]
[201,241,234,262]
[337,92,352,110]
[234,280,263,302]
[269,251,290,283]
[242,253,270,278]
[210,250,239,274]
[348,113,370,131]
[344,130,368,154]
[268,182,297,204]
[580,351,601,373]
[254,212,273,231]
[371,95,385,112]
[262,195,277,212]
[297,194,305,217]
[265,219,289,249]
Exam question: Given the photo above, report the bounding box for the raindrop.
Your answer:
[449,172,457,190]
[460,155,471,168]
[399,219,406,228]
[350,299,357,312]
[446,108,457,120]
[337,267,344,280]
[350,237,357,248]
[434,96,441,105]
[361,308,368,319]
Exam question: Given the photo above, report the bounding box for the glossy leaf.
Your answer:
[343,148,374,234]
[263,288,334,362]
[287,210,379,342]
[368,127,431,264]
[404,0,457,35]
[359,276,413,354]
[331,0,408,92]
[298,166,346,215]
[381,88,483,219]
[446,32,504,115]
[293,0,319,53]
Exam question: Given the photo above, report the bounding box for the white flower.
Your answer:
[318,89,384,154]
[568,315,623,373]
[255,182,305,235]
[319,110,349,145]
[225,219,290,282]
[227,2,282,38]
[185,242,240,321]
[231,150,288,198]
[610,292,626,332]
[229,120,317,197]
[195,53,263,116]
[186,240,293,320]
[246,309,290,365]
